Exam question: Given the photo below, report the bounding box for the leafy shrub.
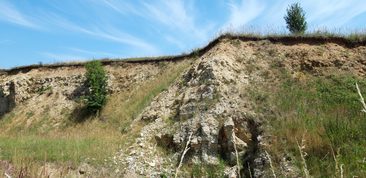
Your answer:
[284,3,307,34]
[84,60,107,113]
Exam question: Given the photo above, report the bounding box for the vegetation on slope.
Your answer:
[0,60,192,176]
[84,60,107,113]
[255,73,366,177]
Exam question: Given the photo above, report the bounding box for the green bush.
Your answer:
[84,60,107,113]
[284,3,307,34]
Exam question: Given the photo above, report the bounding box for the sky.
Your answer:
[0,0,365,69]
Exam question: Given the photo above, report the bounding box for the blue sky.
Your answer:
[0,0,365,69]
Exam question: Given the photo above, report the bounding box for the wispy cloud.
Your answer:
[72,25,160,55]
[103,0,215,48]
[143,1,192,30]
[0,1,160,55]
[102,0,196,31]
[99,0,142,16]
[142,0,212,40]
[0,1,38,29]
[303,0,366,27]
[37,12,160,55]
[223,0,265,31]
[221,0,366,32]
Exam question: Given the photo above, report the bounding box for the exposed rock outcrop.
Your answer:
[112,38,366,177]
[115,40,267,177]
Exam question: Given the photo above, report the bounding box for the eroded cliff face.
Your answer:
[115,40,260,176]
[0,62,179,130]
[111,39,366,177]
[1,37,366,177]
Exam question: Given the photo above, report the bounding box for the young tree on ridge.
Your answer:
[284,3,307,34]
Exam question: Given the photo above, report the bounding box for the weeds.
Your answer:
[270,74,366,177]
[26,111,34,118]
[297,136,310,178]
[36,86,52,95]
[265,150,276,178]
[356,82,366,113]
[189,160,226,178]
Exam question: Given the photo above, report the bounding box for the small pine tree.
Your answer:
[84,60,107,113]
[284,3,307,34]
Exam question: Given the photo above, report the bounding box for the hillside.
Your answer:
[1,35,366,177]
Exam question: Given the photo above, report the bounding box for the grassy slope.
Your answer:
[254,72,366,177]
[0,60,192,175]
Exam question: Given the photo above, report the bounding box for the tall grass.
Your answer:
[0,136,103,163]
[270,75,366,177]
[220,27,366,43]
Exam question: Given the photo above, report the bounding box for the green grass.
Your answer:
[179,159,226,178]
[0,136,107,164]
[269,74,366,177]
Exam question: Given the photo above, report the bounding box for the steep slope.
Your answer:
[114,38,261,177]
[1,35,366,177]
[0,61,184,131]
[112,38,366,177]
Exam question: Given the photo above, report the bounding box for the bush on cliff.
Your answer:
[84,60,107,113]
